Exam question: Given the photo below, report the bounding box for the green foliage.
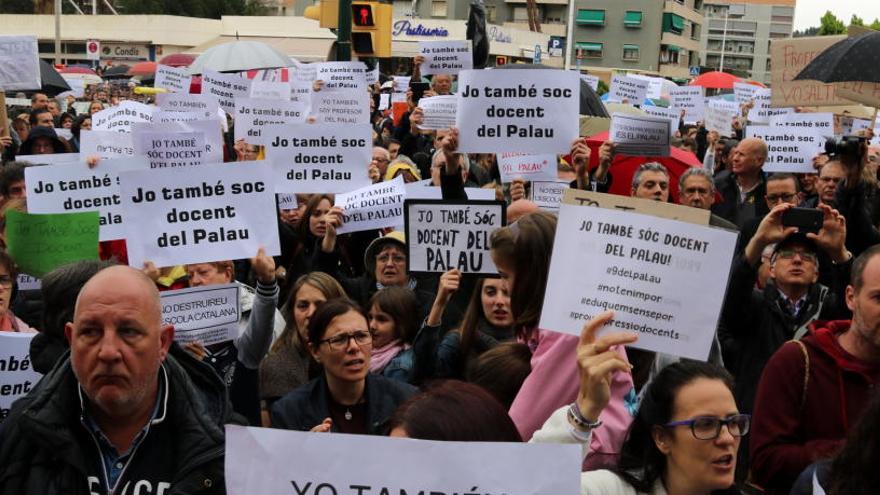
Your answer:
[818,10,847,35]
[850,14,864,27]
[871,19,880,30]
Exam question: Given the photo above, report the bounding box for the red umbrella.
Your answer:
[128,61,157,76]
[689,71,742,90]
[59,66,97,75]
[584,131,701,204]
[159,53,195,68]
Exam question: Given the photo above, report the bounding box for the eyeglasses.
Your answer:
[682,187,712,197]
[765,193,798,203]
[664,414,751,440]
[775,249,818,264]
[319,330,373,351]
[376,254,406,265]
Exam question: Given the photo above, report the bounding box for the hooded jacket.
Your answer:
[0,344,243,495]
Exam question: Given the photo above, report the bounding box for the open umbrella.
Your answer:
[59,66,97,75]
[689,71,741,90]
[159,53,195,68]
[188,41,292,75]
[795,32,880,83]
[38,60,71,95]
[128,61,157,76]
[103,65,131,79]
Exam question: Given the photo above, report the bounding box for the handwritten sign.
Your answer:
[733,82,759,105]
[0,36,40,91]
[704,106,736,136]
[580,74,599,91]
[770,36,854,107]
[531,180,570,212]
[642,106,680,136]
[497,152,558,182]
[609,113,671,157]
[6,210,99,278]
[0,333,42,422]
[161,284,240,345]
[419,40,472,75]
[335,176,406,234]
[609,75,649,104]
[202,70,251,115]
[669,86,705,123]
[234,97,308,145]
[745,125,825,173]
[155,65,192,93]
[417,95,457,131]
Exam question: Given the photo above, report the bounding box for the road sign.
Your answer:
[533,44,542,64]
[86,40,100,61]
[689,66,700,76]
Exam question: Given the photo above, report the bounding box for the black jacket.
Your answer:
[270,373,416,434]
[0,345,243,495]
[712,171,769,228]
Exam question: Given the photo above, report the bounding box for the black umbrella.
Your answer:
[495,64,609,117]
[794,32,880,83]
[103,65,131,79]
[467,0,489,70]
[38,59,71,95]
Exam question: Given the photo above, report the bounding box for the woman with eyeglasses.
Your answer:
[271,298,416,434]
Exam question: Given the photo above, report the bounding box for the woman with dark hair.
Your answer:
[388,380,522,442]
[466,341,532,409]
[70,114,91,152]
[0,251,35,333]
[57,113,74,129]
[271,298,416,434]
[367,286,419,383]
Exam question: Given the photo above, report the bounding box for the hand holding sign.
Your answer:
[576,310,637,422]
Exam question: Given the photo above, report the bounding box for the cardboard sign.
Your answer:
[405,199,505,274]
[202,70,252,115]
[419,40,473,75]
[0,36,40,91]
[234,97,308,145]
[745,125,825,173]
[335,176,406,234]
[311,89,370,125]
[769,36,865,108]
[609,113,671,157]
[417,95,458,131]
[6,210,100,277]
[669,86,705,123]
[531,180,570,211]
[0,333,42,421]
[134,131,207,169]
[161,284,240,345]
[156,93,221,121]
[92,101,155,133]
[225,426,581,495]
[580,74,599,91]
[539,200,736,361]
[155,65,192,93]
[456,69,579,154]
[608,75,649,104]
[316,61,368,91]
[497,152,558,182]
[118,161,280,268]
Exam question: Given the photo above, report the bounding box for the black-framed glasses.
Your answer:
[775,249,818,264]
[664,414,751,440]
[318,330,373,351]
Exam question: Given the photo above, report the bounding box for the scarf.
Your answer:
[370,339,408,373]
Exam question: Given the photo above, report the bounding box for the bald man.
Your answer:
[0,265,240,494]
[712,137,770,228]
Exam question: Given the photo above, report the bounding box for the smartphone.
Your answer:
[410,81,430,105]
[782,207,823,234]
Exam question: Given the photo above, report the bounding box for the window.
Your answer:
[513,7,528,22]
[622,44,639,61]
[576,42,603,58]
[431,0,447,17]
[662,13,685,34]
[660,45,680,64]
[624,11,642,28]
[486,4,496,23]
[576,9,605,26]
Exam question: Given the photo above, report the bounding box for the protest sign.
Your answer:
[154,65,192,93]
[55,128,74,141]
[156,93,221,121]
[531,180,570,211]
[25,158,144,241]
[250,80,290,100]
[641,106,680,136]
[833,81,880,108]
[16,153,79,165]
[0,36,40,91]
[403,182,497,201]
[704,106,735,136]
[225,425,581,495]
[0,333,42,421]
[497,152,558,182]
[630,74,664,100]
[609,113,671,157]
[6,210,99,277]
[564,189,710,224]
[311,89,370,125]
[160,283,240,345]
[118,161,280,268]
[456,69,579,153]
[134,131,207,169]
[840,116,873,136]
[733,82,759,106]
[748,88,793,124]
[153,110,212,125]
[378,93,390,110]
[405,199,505,274]
[132,121,223,165]
[335,176,406,234]
[316,61,367,91]
[92,101,154,133]
[418,40,473,75]
[17,274,41,291]
[708,97,739,116]
[746,125,826,173]
[265,124,372,193]
[290,64,316,110]
[669,86,705,123]
[580,74,599,91]
[59,77,85,99]
[770,36,855,107]
[539,199,736,361]
[608,75,649,104]
[277,193,298,210]
[417,95,457,131]
[234,97,308,145]
[393,76,411,92]
[366,65,379,85]
[770,112,834,133]
[202,70,252,115]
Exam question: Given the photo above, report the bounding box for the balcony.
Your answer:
[661,31,699,52]
[663,0,703,24]
[502,21,568,36]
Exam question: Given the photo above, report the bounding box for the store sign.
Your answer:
[392,20,449,37]
[101,43,150,60]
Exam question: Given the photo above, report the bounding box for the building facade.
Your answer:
[699,0,795,84]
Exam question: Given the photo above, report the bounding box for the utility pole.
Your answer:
[719,6,729,72]
[54,0,62,65]
[564,0,575,70]
[338,0,352,61]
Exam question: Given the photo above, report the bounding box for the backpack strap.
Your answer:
[787,339,810,413]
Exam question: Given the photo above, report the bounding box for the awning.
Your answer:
[184,35,335,62]
[624,11,643,27]
[664,44,681,52]
[577,42,603,52]
[663,13,685,33]
[623,44,639,50]
[576,10,605,26]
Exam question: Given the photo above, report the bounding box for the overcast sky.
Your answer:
[794,0,880,30]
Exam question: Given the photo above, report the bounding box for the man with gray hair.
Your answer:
[678,167,716,210]
[630,162,670,202]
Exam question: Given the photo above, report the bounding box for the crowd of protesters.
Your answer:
[1,55,880,495]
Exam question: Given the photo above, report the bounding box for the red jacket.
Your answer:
[750,320,880,494]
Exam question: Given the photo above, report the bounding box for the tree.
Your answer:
[872,18,880,30]
[850,14,864,27]
[818,11,847,35]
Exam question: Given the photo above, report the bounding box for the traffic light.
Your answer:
[350,2,392,58]
[304,0,339,29]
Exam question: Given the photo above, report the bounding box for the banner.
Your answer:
[417,95,458,131]
[161,284,240,345]
[0,333,42,422]
[745,126,825,173]
[334,176,406,234]
[609,114,671,157]
[497,152,558,182]
[234,97,308,145]
[418,40,473,75]
[6,210,100,277]
[0,36,40,91]
[202,70,252,115]
[154,65,192,93]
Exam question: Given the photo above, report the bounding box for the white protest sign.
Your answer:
[118,161,280,268]
[25,158,144,241]
[402,182,496,201]
[630,74,664,100]
[580,74,599,91]
[770,112,834,133]
[393,76,411,93]
[608,75,649,104]
[132,120,223,165]
[316,61,367,91]
[378,93,390,110]
[418,40,473,75]
[55,128,73,141]
[531,180,570,211]
[843,117,873,136]
[708,97,740,116]
[92,101,154,133]
[704,106,736,136]
[642,106,680,136]
[265,124,372,193]
[311,89,370,125]
[134,131,207,169]
[202,70,252,115]
[290,64,316,110]
[0,333,42,421]
[749,88,793,124]
[225,426,581,495]
[59,77,85,99]
[609,113,671,157]
[366,65,379,85]
[405,199,505,274]
[0,36,40,91]
[153,110,212,125]
[161,284,240,345]
[156,93,221,120]
[745,126,825,173]
[154,65,192,93]
[335,176,406,234]
[234,97,308,145]
[250,80,291,100]
[497,152,558,182]
[733,82,759,105]
[17,274,41,291]
[16,153,79,165]
[669,86,705,123]
[277,193,298,210]
[417,95,457,131]
[539,201,737,361]
[456,69,579,154]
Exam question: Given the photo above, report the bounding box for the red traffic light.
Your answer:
[352,3,375,26]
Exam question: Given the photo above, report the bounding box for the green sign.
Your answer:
[6,210,100,277]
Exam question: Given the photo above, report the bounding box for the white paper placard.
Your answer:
[16,153,80,165]
[311,89,370,125]
[152,110,212,125]
[456,69,579,154]
[119,161,280,268]
[79,130,136,160]
[770,112,834,133]
[539,202,737,361]
[629,74,664,100]
[642,106,680,136]
[497,152,558,182]
[745,125,825,173]
[0,36,40,91]
[704,106,736,136]
[335,176,406,234]
[225,425,581,495]
[131,120,223,165]
[59,77,85,99]
[580,74,599,91]
[669,86,705,123]
[531,180,570,211]
[133,131,207,169]
[316,61,368,91]
[418,40,473,75]
[609,113,671,157]
[417,95,457,131]
[92,101,155,133]
[405,199,505,274]
[55,129,73,140]
[265,124,372,193]
[155,65,192,93]
[608,75,649,104]
[708,97,740,116]
[749,88,793,124]
[250,80,291,100]
[161,283,240,345]
[156,93,221,120]
[0,333,42,420]
[378,93,390,110]
[393,76,411,93]
[234,97,308,145]
[202,70,252,115]
[733,82,759,105]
